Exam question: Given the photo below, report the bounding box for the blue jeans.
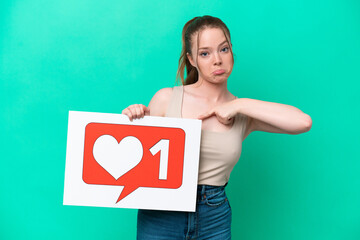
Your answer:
[137,184,231,240]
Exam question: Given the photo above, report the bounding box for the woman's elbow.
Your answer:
[288,113,312,135]
[304,114,312,132]
[295,114,312,134]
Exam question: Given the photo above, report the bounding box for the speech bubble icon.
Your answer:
[83,123,186,204]
[93,135,143,180]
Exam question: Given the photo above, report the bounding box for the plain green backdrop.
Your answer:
[1,0,359,239]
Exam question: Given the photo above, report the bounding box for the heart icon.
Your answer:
[93,135,143,180]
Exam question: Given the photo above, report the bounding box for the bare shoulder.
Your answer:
[152,87,173,101]
[148,87,174,116]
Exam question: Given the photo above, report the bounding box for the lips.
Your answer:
[213,69,225,75]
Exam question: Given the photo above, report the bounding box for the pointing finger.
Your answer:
[198,110,215,120]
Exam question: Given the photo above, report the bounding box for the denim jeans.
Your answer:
[137,184,231,240]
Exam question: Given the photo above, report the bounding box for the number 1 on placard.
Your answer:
[149,139,170,180]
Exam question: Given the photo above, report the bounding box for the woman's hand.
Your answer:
[122,104,150,121]
[197,99,239,125]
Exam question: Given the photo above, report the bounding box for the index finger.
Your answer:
[197,110,215,120]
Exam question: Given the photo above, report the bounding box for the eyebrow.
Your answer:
[198,40,229,50]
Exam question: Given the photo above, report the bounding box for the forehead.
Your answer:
[191,27,229,48]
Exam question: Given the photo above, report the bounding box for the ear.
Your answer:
[186,52,196,67]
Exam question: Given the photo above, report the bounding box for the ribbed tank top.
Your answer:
[165,86,249,186]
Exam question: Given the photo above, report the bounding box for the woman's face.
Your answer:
[187,27,233,85]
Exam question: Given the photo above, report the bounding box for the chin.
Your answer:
[211,75,229,83]
[210,79,228,85]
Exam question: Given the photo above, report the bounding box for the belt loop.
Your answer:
[201,185,206,200]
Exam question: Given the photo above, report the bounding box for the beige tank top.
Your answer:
[165,85,249,186]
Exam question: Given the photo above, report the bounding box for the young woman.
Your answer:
[122,15,312,240]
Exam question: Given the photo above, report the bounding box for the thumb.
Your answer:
[144,106,150,116]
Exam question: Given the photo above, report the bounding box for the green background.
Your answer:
[1,0,359,239]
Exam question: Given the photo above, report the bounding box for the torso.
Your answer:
[164,85,249,186]
[181,85,236,132]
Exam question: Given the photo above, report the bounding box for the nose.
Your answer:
[214,52,222,65]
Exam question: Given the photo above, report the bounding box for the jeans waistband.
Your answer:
[196,183,228,201]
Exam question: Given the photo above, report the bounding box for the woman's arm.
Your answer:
[198,98,312,135]
[122,88,173,120]
[148,88,173,117]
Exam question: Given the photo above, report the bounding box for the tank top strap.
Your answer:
[165,85,183,118]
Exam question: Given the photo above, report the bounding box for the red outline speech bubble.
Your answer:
[83,123,186,203]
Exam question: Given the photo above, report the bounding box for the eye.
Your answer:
[221,47,229,52]
[200,52,208,57]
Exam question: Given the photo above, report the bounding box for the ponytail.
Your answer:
[176,17,199,85]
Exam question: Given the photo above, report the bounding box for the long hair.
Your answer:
[176,15,234,85]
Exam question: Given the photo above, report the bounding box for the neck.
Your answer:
[190,78,230,103]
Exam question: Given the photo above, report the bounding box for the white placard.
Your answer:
[63,111,202,212]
